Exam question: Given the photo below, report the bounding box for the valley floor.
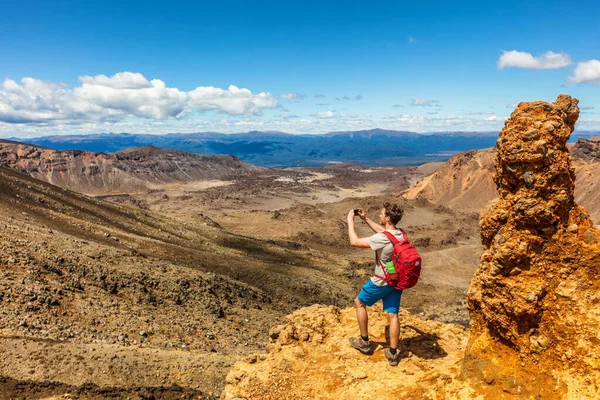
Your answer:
[0,163,482,399]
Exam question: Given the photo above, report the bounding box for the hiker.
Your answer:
[346,202,406,366]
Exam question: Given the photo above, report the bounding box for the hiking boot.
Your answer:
[384,348,401,366]
[349,337,372,354]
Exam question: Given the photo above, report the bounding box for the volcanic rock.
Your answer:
[221,305,470,399]
[463,95,600,398]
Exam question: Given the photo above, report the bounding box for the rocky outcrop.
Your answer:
[0,141,260,195]
[464,95,600,398]
[221,305,471,399]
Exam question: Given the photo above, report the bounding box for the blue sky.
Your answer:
[1,0,599,137]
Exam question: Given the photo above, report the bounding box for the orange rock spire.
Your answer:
[464,95,600,398]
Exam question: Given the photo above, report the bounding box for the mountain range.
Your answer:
[10,129,599,168]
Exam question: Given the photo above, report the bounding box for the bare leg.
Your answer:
[388,312,400,349]
[354,297,369,338]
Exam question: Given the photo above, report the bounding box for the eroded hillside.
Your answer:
[0,166,357,398]
[0,141,259,195]
[403,137,600,223]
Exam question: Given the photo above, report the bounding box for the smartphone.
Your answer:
[354,209,360,216]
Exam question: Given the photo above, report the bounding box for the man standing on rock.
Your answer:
[346,202,404,366]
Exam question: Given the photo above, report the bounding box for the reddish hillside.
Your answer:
[403,138,600,223]
[0,140,260,195]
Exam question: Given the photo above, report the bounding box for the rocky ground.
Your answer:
[0,153,485,398]
[0,166,357,398]
[222,305,473,400]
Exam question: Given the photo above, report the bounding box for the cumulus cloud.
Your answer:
[0,77,112,124]
[78,72,152,89]
[497,50,571,70]
[567,60,600,84]
[189,85,277,115]
[314,110,341,119]
[280,92,306,102]
[485,115,502,121]
[411,99,439,107]
[0,72,278,125]
[75,78,188,119]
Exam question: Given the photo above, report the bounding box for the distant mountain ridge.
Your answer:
[7,129,599,168]
[0,140,259,195]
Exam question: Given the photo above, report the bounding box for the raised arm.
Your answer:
[347,209,372,248]
[358,209,384,233]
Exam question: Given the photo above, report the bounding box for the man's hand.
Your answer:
[357,208,366,221]
[347,209,356,224]
[347,208,372,248]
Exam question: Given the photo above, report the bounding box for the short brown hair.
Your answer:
[383,202,404,225]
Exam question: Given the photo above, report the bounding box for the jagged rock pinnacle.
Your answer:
[464,95,600,398]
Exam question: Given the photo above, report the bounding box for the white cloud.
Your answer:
[567,60,600,84]
[280,92,306,102]
[78,72,152,89]
[408,36,416,44]
[75,78,188,119]
[188,85,277,115]
[0,72,278,125]
[315,110,341,119]
[0,77,112,124]
[411,99,439,107]
[485,116,502,121]
[497,50,571,70]
[0,110,543,138]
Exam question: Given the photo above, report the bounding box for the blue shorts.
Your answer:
[357,280,403,314]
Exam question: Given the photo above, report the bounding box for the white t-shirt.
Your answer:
[367,229,404,286]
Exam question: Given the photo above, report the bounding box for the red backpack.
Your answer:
[374,230,421,290]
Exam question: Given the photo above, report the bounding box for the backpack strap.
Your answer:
[382,230,408,245]
[375,230,406,268]
[381,230,400,245]
[374,230,410,284]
